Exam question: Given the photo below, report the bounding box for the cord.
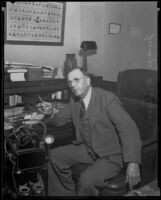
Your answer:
[4,126,23,155]
[4,121,47,155]
[4,121,47,197]
[8,153,16,165]
[11,160,20,196]
[30,120,47,143]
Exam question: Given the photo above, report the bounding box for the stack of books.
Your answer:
[9,95,22,106]
[4,61,59,81]
[42,66,54,79]
[5,62,31,82]
[8,68,27,81]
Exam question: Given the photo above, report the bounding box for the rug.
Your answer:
[125,180,160,196]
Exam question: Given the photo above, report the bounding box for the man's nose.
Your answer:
[70,81,76,87]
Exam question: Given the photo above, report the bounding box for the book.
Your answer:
[5,61,32,66]
[10,73,26,81]
[7,68,27,73]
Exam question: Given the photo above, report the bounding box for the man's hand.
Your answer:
[37,102,53,115]
[125,162,141,190]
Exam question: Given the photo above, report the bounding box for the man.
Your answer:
[39,67,142,196]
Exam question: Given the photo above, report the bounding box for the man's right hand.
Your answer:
[37,102,53,115]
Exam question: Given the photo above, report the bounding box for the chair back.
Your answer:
[116,69,158,142]
[117,69,157,103]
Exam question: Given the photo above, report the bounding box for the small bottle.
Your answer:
[64,54,77,77]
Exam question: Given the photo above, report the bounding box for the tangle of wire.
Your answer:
[4,121,47,155]
[4,121,47,196]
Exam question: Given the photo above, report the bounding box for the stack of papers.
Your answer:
[4,107,24,119]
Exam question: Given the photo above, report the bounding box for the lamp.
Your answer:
[80,41,97,71]
[45,135,55,145]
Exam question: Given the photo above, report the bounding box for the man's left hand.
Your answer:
[125,162,141,190]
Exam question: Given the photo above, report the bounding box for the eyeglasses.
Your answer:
[67,77,84,86]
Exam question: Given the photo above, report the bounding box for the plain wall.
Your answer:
[4,2,158,81]
[80,2,158,81]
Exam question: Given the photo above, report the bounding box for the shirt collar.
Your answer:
[82,86,92,110]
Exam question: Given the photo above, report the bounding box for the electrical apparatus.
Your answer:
[4,117,47,196]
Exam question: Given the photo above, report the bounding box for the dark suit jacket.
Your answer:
[51,87,142,164]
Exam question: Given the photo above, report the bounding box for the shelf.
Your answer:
[4,79,68,95]
[4,77,104,95]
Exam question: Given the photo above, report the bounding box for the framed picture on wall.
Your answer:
[109,23,121,34]
[4,2,66,46]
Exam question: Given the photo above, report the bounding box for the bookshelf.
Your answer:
[4,79,68,95]
[4,76,104,103]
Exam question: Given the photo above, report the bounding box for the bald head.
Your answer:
[67,67,90,78]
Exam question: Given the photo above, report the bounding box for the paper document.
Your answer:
[10,73,26,81]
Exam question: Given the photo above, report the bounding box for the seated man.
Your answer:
[39,67,142,196]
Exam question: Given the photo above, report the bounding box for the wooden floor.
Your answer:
[125,180,160,196]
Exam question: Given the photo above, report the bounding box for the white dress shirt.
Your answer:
[82,86,92,111]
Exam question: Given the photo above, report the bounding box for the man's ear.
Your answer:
[86,76,91,86]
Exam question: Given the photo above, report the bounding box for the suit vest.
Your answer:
[78,101,98,160]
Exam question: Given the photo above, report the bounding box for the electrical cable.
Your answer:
[4,125,24,155]
[4,121,47,155]
[4,120,47,196]
[30,120,47,143]
[8,153,15,165]
[11,160,20,196]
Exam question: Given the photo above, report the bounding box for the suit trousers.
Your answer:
[48,143,122,196]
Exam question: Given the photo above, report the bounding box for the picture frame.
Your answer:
[109,23,121,34]
[4,2,66,46]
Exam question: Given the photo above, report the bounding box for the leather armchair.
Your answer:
[71,68,158,196]
[117,69,158,187]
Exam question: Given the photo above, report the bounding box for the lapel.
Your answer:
[87,87,97,130]
[71,97,80,128]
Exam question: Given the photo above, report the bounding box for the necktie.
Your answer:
[79,100,86,120]
[79,100,98,160]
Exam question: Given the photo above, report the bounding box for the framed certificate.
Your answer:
[109,23,121,34]
[4,2,66,46]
